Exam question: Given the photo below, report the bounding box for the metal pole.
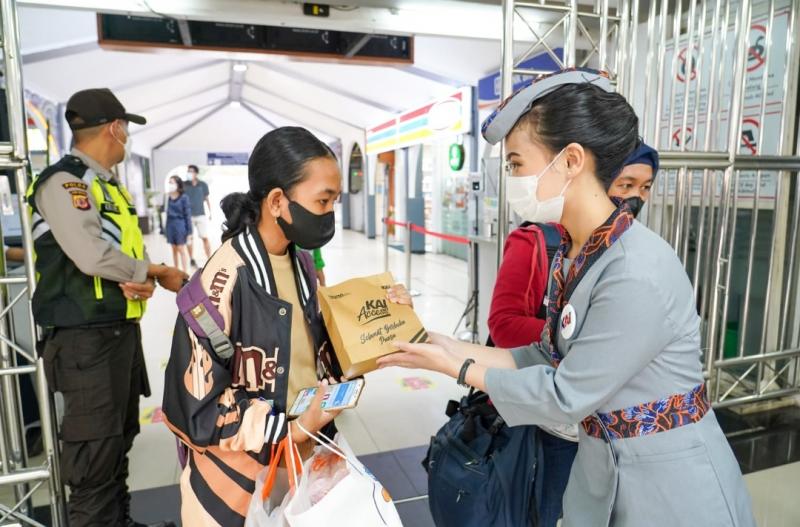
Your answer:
[709,0,752,401]
[739,0,775,364]
[404,223,412,290]
[673,0,697,255]
[700,0,732,353]
[693,0,722,306]
[0,0,66,522]
[598,0,609,71]
[567,0,579,67]
[652,0,670,149]
[622,0,636,99]
[641,0,658,143]
[778,0,800,350]
[0,0,29,513]
[383,218,389,273]
[497,0,515,268]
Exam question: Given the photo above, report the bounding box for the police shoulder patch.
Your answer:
[69,190,91,211]
[62,181,88,191]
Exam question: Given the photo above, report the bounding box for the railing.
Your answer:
[0,0,67,524]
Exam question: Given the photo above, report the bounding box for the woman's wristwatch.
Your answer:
[457,358,475,387]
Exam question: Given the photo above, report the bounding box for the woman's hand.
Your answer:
[376,341,462,379]
[291,380,341,443]
[387,284,413,307]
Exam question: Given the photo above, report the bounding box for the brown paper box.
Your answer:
[318,272,428,378]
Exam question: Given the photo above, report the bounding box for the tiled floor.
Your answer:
[4,218,800,526]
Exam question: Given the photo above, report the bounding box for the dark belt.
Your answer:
[581,383,711,441]
[51,320,139,333]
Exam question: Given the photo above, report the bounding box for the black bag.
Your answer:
[423,389,539,527]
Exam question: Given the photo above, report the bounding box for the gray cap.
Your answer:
[481,68,613,145]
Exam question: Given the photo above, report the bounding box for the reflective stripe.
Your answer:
[95,176,115,203]
[94,276,103,300]
[272,413,285,444]
[99,230,122,249]
[264,414,275,445]
[238,232,265,289]
[32,220,50,241]
[101,217,122,241]
[246,230,271,295]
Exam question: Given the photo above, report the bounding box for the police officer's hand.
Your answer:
[120,278,156,301]
[149,264,188,292]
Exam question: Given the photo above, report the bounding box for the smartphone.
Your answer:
[288,378,365,417]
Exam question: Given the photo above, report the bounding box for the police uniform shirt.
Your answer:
[34,148,149,283]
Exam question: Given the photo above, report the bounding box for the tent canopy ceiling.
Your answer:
[17,1,592,156]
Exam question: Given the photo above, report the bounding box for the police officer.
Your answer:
[28,88,186,527]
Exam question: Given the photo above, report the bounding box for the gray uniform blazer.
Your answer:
[484,222,755,527]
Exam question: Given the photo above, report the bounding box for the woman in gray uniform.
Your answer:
[378,68,755,527]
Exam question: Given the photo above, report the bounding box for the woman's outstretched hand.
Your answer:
[376,340,462,379]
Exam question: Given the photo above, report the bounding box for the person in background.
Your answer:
[165,175,192,273]
[28,87,186,527]
[4,244,24,262]
[312,247,326,285]
[183,164,211,267]
[488,140,659,526]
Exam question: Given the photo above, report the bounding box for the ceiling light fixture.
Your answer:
[233,63,248,73]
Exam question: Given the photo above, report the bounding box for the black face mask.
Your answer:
[277,200,335,250]
[623,196,645,218]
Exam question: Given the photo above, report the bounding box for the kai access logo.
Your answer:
[357,299,391,325]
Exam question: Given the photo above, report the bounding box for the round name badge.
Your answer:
[560,304,577,340]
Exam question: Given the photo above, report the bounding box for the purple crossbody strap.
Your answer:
[175,270,233,359]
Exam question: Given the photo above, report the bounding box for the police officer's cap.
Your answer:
[65,88,146,130]
[481,67,613,145]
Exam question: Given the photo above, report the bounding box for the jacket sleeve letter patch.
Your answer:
[70,190,91,210]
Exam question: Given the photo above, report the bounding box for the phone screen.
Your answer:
[289,379,363,416]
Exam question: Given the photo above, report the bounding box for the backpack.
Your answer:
[423,390,539,527]
[423,223,560,526]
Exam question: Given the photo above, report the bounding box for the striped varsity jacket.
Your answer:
[162,227,340,526]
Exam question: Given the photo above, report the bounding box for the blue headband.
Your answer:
[623,141,660,176]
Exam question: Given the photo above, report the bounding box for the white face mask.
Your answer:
[111,122,132,162]
[506,149,570,224]
[168,182,178,193]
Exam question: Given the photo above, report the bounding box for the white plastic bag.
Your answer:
[284,424,403,527]
[245,430,303,527]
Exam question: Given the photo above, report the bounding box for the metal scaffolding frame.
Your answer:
[497,0,629,263]
[499,0,800,409]
[0,0,67,525]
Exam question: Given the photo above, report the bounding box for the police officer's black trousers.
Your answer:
[42,322,150,527]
